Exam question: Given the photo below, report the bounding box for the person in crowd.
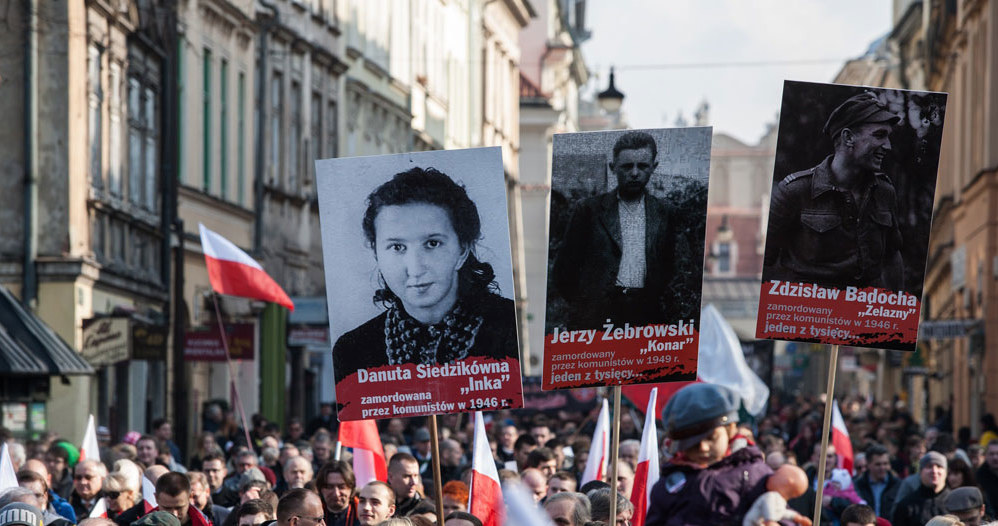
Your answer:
[525,448,558,479]
[411,430,432,476]
[618,440,640,470]
[892,452,951,525]
[152,419,183,466]
[275,489,323,526]
[841,504,878,526]
[976,441,998,517]
[854,443,901,519]
[514,435,539,472]
[967,445,985,471]
[44,443,75,500]
[948,458,978,489]
[189,471,230,525]
[21,459,76,523]
[980,416,998,449]
[943,486,987,526]
[355,483,395,526]
[544,492,591,526]
[589,488,633,526]
[239,480,271,505]
[202,452,237,508]
[441,481,468,516]
[281,458,313,494]
[9,478,71,526]
[0,503,48,526]
[150,472,213,526]
[521,469,548,503]
[234,500,274,526]
[443,512,482,526]
[100,471,139,520]
[189,434,221,472]
[530,420,554,449]
[646,383,773,526]
[283,420,305,445]
[311,437,333,476]
[316,461,356,526]
[386,454,422,517]
[605,461,634,500]
[70,459,106,519]
[496,424,518,465]
[307,405,336,438]
[547,471,578,497]
[438,440,466,485]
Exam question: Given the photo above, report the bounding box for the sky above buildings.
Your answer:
[579,0,893,145]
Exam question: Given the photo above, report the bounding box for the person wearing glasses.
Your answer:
[276,489,326,526]
[70,460,106,520]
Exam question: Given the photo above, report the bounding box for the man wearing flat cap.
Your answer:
[891,451,950,525]
[764,91,904,290]
[645,383,774,526]
[945,487,987,526]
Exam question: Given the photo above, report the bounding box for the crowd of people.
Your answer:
[2,385,998,526]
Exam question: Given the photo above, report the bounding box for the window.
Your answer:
[128,77,143,205]
[237,72,245,206]
[271,72,283,182]
[109,62,122,197]
[176,38,185,182]
[311,91,322,182]
[128,76,159,212]
[326,100,337,159]
[144,86,157,211]
[90,211,105,262]
[203,48,212,192]
[290,80,301,191]
[716,241,732,274]
[88,44,103,191]
[220,59,228,199]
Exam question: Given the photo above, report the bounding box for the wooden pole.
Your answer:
[429,415,446,525]
[812,344,840,526]
[608,385,622,526]
[212,294,254,451]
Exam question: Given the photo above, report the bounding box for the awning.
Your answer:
[0,285,94,376]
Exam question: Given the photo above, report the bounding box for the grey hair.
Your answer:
[588,487,633,522]
[545,492,591,526]
[0,487,39,508]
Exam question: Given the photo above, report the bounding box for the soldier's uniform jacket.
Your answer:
[764,155,903,289]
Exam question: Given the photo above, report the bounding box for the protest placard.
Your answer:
[543,128,711,389]
[756,81,947,351]
[316,148,523,420]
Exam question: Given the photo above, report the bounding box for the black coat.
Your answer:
[333,294,517,384]
[977,464,998,517]
[854,471,901,518]
[891,484,950,526]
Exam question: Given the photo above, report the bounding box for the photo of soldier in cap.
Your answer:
[762,81,947,296]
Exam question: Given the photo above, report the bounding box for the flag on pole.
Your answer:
[89,498,108,519]
[581,398,610,485]
[198,223,294,311]
[142,475,158,513]
[0,443,17,491]
[80,414,101,463]
[338,420,387,486]
[469,412,503,526]
[630,387,659,526]
[831,399,854,474]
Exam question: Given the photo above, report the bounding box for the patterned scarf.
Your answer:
[383,298,484,365]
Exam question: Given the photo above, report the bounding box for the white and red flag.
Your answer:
[142,475,158,514]
[89,498,108,519]
[80,414,101,463]
[338,420,387,486]
[198,224,294,311]
[831,399,854,474]
[0,443,17,490]
[630,387,659,526]
[469,411,503,526]
[581,398,610,485]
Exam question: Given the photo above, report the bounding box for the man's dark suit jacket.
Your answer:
[553,191,675,314]
[853,471,901,518]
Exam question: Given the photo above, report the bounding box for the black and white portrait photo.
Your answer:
[761,81,947,296]
[315,148,521,392]
[544,128,712,334]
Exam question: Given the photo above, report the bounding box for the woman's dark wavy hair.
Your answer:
[362,166,499,307]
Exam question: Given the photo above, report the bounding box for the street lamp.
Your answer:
[597,66,625,113]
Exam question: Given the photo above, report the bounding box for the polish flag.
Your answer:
[80,414,101,463]
[338,420,387,486]
[468,412,503,526]
[198,224,294,311]
[142,475,158,513]
[581,399,610,485]
[630,388,659,526]
[89,498,108,519]
[0,443,17,490]
[831,399,854,474]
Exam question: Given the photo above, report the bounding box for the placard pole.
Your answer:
[429,415,446,525]
[813,344,840,526]
[608,385,622,526]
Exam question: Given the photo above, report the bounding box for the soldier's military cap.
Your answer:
[661,383,740,452]
[823,92,898,138]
